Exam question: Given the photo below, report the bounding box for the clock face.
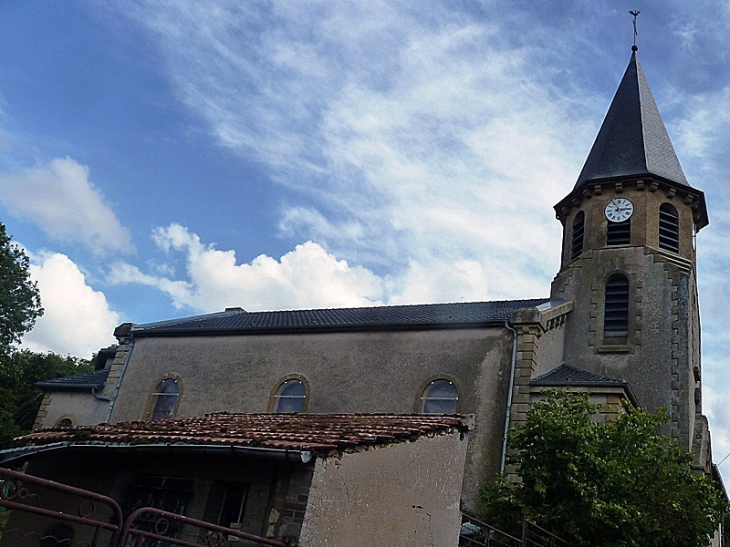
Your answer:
[604,197,634,223]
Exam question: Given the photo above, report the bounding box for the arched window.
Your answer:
[151,378,180,420]
[570,211,585,260]
[274,379,307,413]
[56,417,73,427]
[659,203,680,252]
[604,274,630,343]
[420,379,459,414]
[607,219,630,245]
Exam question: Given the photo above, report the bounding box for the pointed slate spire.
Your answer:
[574,50,689,189]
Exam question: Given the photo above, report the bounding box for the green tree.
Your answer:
[481,392,727,547]
[0,221,43,356]
[0,350,93,448]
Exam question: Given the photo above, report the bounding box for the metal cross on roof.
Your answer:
[630,10,640,49]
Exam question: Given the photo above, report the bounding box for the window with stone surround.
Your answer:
[570,211,585,260]
[150,378,180,420]
[420,379,459,413]
[607,219,630,245]
[659,203,680,252]
[273,378,307,413]
[604,274,630,344]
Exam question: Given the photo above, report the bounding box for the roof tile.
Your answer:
[132,299,549,337]
[530,364,627,387]
[35,369,110,392]
[20,413,471,456]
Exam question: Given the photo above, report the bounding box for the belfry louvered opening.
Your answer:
[607,219,630,245]
[659,203,680,252]
[570,211,585,260]
[604,274,629,343]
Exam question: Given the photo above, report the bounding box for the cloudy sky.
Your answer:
[2,1,730,472]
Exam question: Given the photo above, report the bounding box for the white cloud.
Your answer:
[116,1,597,297]
[22,252,120,358]
[109,224,551,314]
[109,224,385,312]
[0,158,134,256]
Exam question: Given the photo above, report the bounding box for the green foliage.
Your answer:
[480,392,727,547]
[0,222,93,447]
[0,350,93,448]
[0,221,43,356]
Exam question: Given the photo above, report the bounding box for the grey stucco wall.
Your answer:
[36,391,109,428]
[108,327,512,509]
[299,431,468,547]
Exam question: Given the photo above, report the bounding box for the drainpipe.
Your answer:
[500,321,518,475]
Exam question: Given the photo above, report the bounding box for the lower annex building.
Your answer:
[0,46,723,546]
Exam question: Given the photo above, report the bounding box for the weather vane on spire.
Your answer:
[630,10,640,51]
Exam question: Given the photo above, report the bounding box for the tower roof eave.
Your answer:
[553,173,708,232]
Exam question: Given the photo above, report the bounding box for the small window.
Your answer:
[56,418,73,428]
[274,379,306,413]
[421,380,458,414]
[151,378,180,420]
[607,219,630,245]
[217,484,250,528]
[570,211,585,260]
[659,203,680,252]
[604,274,630,342]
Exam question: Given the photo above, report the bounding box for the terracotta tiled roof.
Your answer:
[128,299,550,337]
[20,413,472,455]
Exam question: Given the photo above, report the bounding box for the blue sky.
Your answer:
[2,1,730,471]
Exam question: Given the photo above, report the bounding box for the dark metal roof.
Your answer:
[130,298,549,337]
[530,364,639,406]
[19,413,471,456]
[531,364,626,386]
[35,368,110,392]
[574,51,689,190]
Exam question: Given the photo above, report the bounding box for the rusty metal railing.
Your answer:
[117,507,288,547]
[521,518,571,547]
[0,466,124,546]
[460,513,571,547]
[459,513,522,546]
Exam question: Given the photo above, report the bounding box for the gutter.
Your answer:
[500,321,518,475]
[91,386,112,403]
[0,442,313,466]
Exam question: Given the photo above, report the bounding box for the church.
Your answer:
[0,45,721,547]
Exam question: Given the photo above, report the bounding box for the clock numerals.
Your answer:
[605,198,634,223]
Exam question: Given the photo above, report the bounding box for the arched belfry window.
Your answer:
[570,211,585,260]
[604,274,630,344]
[607,219,630,246]
[151,378,180,420]
[659,203,680,252]
[273,379,307,413]
[420,379,459,414]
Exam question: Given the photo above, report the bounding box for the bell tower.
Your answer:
[550,46,711,464]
